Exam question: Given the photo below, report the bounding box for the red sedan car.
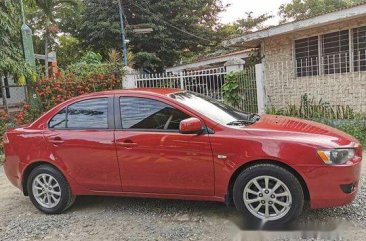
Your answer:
[3,88,362,224]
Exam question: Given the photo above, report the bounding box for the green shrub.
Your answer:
[66,51,124,78]
[337,122,366,146]
[222,72,240,107]
[223,70,257,113]
[267,94,357,120]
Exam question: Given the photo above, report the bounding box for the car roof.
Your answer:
[80,88,184,98]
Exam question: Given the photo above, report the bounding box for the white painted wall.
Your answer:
[255,64,266,114]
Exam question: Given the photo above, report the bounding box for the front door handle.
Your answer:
[117,139,137,148]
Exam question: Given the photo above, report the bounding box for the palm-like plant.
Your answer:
[26,0,78,76]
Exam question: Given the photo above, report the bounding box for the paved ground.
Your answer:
[0,155,365,241]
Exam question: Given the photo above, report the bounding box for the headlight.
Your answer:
[317,148,355,165]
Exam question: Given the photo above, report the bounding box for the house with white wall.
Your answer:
[224,3,366,113]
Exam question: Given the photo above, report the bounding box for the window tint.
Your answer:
[67,98,108,129]
[120,97,189,130]
[49,108,67,129]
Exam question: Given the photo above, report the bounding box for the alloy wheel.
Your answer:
[32,174,62,209]
[243,175,292,221]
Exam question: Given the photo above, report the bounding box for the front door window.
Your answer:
[119,97,189,130]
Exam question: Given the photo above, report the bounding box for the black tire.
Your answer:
[27,164,75,214]
[233,163,304,226]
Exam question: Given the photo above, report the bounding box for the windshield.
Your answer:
[170,91,257,126]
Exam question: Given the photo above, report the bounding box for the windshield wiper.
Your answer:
[226,120,256,126]
[227,114,261,126]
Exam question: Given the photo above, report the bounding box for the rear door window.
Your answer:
[48,98,109,129]
[49,108,67,129]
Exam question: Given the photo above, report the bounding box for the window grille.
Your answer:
[322,30,350,74]
[353,26,366,72]
[295,36,319,77]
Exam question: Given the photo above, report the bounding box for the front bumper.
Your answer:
[297,157,362,209]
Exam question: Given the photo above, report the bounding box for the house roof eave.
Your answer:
[223,3,366,47]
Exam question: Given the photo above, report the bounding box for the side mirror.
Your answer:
[179,117,203,135]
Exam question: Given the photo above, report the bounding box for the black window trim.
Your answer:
[47,96,114,131]
[115,95,196,133]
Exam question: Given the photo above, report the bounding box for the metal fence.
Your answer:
[136,67,227,101]
[236,67,257,113]
[135,66,258,113]
[0,85,28,113]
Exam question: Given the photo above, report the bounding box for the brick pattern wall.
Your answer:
[263,16,366,112]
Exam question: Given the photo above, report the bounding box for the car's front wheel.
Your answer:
[233,163,304,226]
[27,165,76,214]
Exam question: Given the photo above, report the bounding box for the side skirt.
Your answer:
[74,190,225,203]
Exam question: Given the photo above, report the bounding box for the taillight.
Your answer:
[3,133,9,144]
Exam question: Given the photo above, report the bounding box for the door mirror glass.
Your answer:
[179,117,203,134]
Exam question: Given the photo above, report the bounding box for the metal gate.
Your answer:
[1,75,28,113]
[134,66,258,112]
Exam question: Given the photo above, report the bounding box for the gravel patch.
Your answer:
[0,155,365,241]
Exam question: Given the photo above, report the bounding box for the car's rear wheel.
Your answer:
[27,165,75,214]
[233,163,304,226]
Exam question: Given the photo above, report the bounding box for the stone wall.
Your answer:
[263,16,366,112]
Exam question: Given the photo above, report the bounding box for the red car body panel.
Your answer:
[115,130,214,195]
[43,129,121,192]
[3,88,362,209]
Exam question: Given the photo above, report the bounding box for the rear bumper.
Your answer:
[3,155,23,191]
[297,157,362,209]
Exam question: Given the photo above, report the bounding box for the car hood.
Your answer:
[244,114,359,147]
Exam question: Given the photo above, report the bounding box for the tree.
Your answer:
[279,0,365,22]
[217,12,273,40]
[236,12,273,33]
[79,0,224,71]
[0,0,32,83]
[25,0,78,76]
[55,35,84,69]
[56,0,84,36]
[78,0,121,57]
